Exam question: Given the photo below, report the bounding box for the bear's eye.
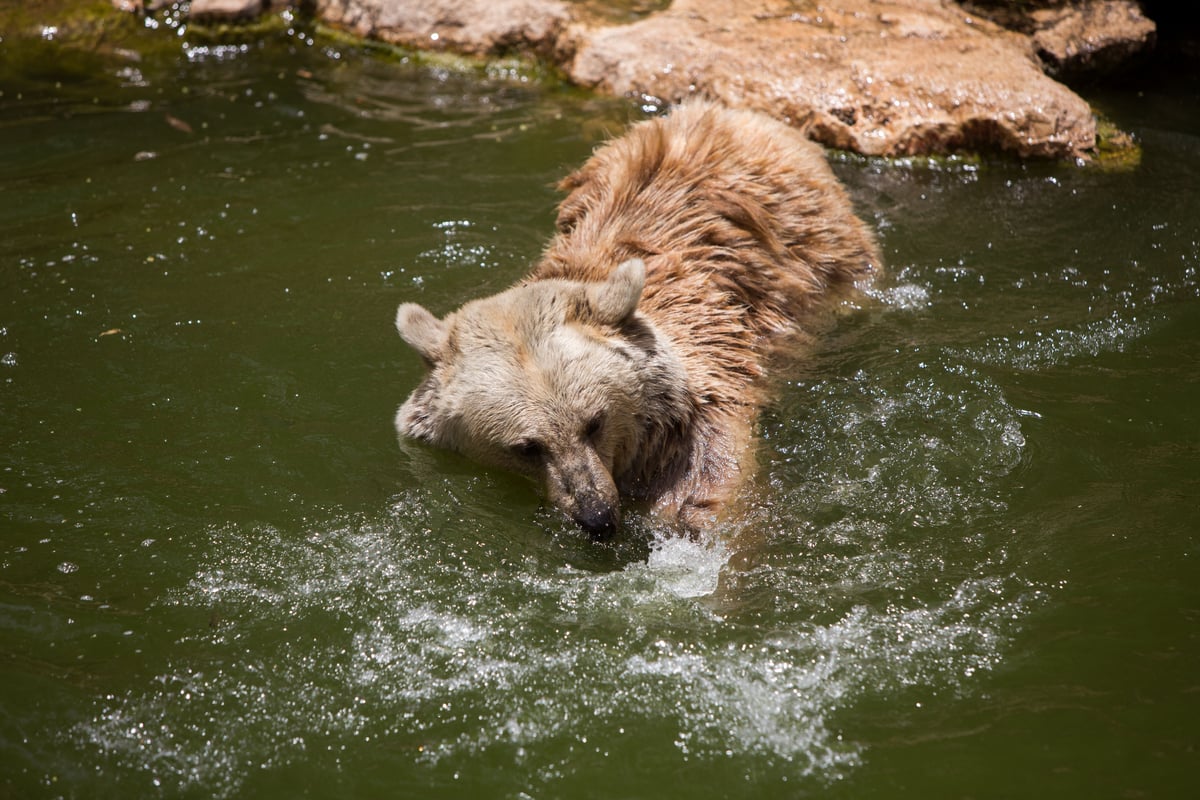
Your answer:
[512,439,544,461]
[584,414,604,439]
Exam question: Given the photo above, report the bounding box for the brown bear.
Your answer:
[395,101,881,538]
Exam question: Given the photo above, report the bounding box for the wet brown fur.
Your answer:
[532,102,881,526]
[396,101,881,533]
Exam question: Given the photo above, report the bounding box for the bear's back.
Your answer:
[536,101,880,344]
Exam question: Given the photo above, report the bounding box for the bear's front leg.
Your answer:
[654,411,756,536]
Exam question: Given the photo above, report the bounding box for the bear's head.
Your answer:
[394,259,688,540]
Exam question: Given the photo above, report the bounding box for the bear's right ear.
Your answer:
[396,303,449,365]
[586,258,645,325]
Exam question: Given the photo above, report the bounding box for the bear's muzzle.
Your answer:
[545,446,621,541]
[573,496,619,541]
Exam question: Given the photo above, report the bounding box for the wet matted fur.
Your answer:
[395,101,881,537]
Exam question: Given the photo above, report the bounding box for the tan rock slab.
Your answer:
[565,0,1098,159]
[115,0,1127,160]
[314,0,569,55]
[189,0,265,22]
[1029,0,1156,77]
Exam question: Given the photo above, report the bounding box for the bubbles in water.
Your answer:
[958,311,1152,371]
[182,43,251,63]
[864,281,930,310]
[413,218,501,275]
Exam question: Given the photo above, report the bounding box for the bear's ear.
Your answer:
[586,258,645,325]
[396,303,449,365]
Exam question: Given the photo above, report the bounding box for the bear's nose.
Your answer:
[574,503,619,541]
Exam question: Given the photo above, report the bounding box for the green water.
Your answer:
[2,16,1198,800]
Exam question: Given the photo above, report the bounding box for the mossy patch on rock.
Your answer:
[1094,116,1143,170]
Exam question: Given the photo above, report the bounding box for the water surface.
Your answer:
[1,19,1198,800]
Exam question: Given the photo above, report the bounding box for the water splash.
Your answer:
[956,311,1153,371]
[863,281,930,311]
[642,535,728,599]
[70,267,1053,796]
[74,443,1040,796]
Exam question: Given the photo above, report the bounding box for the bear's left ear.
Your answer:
[396,303,449,365]
[586,258,645,325]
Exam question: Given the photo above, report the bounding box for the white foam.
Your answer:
[641,535,728,599]
[864,281,930,311]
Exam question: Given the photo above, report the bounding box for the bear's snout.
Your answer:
[545,448,621,540]
[573,497,619,541]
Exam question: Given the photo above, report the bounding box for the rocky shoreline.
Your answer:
[113,1,1163,161]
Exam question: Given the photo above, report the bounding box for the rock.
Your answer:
[110,0,1119,160]
[109,0,174,11]
[313,0,569,55]
[1029,1,1156,77]
[960,1,1156,78]
[188,0,266,23]
[564,0,1097,159]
